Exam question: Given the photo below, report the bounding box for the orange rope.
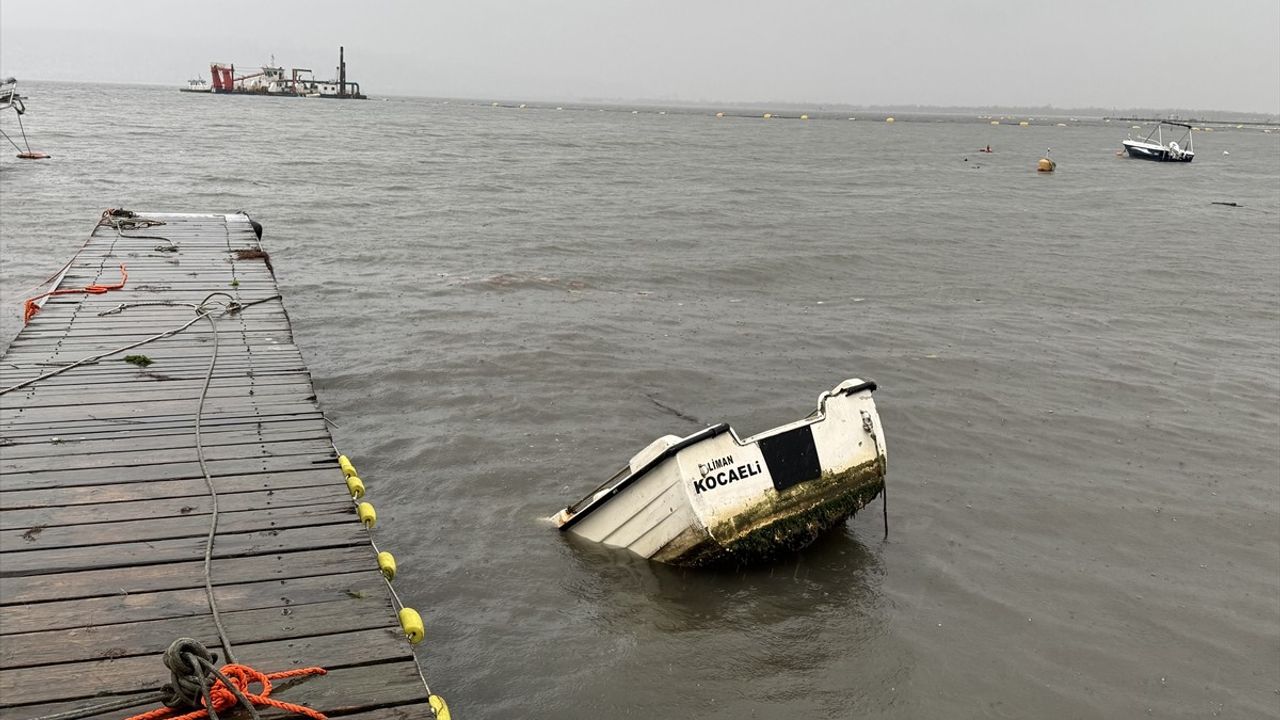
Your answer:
[22,263,127,324]
[125,664,327,720]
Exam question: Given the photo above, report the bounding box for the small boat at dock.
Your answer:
[1122,121,1195,162]
[552,378,887,566]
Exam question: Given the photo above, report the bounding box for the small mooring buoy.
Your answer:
[1038,148,1056,172]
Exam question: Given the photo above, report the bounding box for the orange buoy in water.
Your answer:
[1037,157,1056,172]
[17,151,50,160]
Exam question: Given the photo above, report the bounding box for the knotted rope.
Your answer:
[126,639,327,720]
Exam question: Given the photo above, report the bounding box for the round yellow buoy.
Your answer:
[800,114,809,120]
[885,116,895,123]
[399,607,425,644]
[377,551,397,581]
[338,455,357,478]
[1019,121,1030,127]
[763,113,772,119]
[1037,157,1056,172]
[345,475,365,499]
[715,112,724,118]
[429,694,451,720]
[357,501,377,528]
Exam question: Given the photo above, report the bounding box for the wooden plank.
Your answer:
[0,468,344,509]
[0,570,377,635]
[1,452,338,490]
[0,545,377,604]
[1,400,321,427]
[0,424,330,460]
[1,591,394,669]
[0,521,369,577]
[0,484,349,528]
[0,411,327,440]
[0,438,335,474]
[0,501,354,552]
[2,382,318,412]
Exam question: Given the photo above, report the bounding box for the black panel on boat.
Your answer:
[759,425,822,492]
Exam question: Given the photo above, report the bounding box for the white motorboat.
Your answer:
[0,77,19,112]
[1,78,49,159]
[1122,121,1195,162]
[552,378,887,566]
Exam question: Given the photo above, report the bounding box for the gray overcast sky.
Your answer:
[2,0,1278,113]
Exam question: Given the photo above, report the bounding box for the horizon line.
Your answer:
[11,77,1280,119]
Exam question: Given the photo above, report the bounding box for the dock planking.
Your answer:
[0,213,438,718]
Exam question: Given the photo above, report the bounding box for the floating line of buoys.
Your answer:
[337,448,442,671]
[335,451,448,715]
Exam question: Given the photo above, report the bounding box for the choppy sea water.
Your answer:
[2,83,1278,719]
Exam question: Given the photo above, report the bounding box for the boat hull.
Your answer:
[1122,141,1194,163]
[553,379,887,566]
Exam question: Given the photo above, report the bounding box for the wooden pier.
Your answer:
[0,212,441,719]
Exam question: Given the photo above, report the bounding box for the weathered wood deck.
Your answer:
[0,212,438,719]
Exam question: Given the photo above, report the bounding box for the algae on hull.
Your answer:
[657,458,885,567]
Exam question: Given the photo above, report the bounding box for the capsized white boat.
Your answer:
[552,378,886,566]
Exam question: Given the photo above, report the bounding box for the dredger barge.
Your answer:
[188,46,367,99]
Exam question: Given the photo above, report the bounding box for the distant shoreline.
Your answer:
[12,78,1280,123]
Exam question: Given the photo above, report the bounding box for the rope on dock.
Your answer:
[85,293,275,665]
[21,263,128,324]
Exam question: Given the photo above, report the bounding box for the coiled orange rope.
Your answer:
[22,263,127,324]
[124,664,327,720]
